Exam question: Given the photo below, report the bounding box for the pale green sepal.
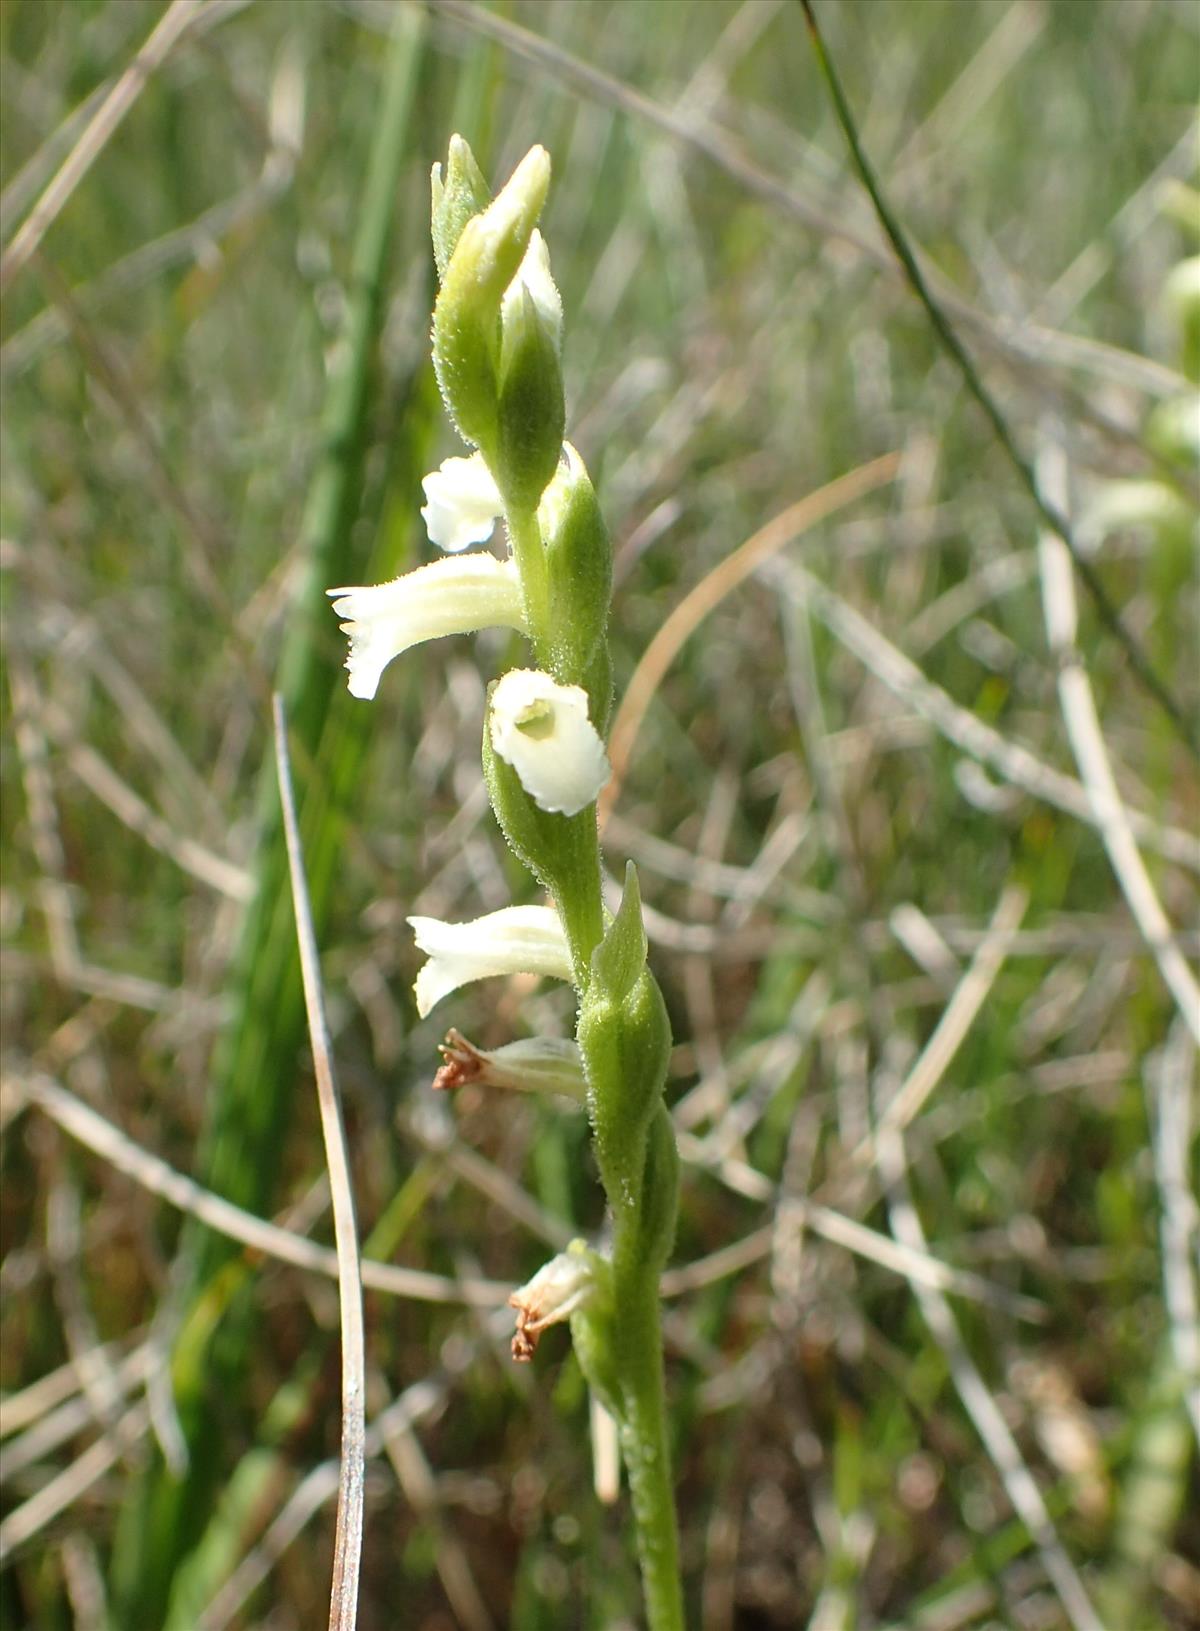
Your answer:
[431,134,491,282]
[578,964,671,1209]
[541,445,613,689]
[632,1106,680,1275]
[497,283,565,511]
[581,640,615,737]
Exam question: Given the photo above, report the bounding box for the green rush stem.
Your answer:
[797,0,1198,760]
[506,503,553,661]
[611,1230,684,1631]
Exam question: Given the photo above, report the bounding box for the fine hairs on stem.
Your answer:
[328,139,685,1629]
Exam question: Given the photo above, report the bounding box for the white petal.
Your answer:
[489,669,609,817]
[419,452,504,552]
[328,554,523,699]
[408,905,572,1017]
[501,229,562,346]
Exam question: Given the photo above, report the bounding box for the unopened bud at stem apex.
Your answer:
[432,144,551,456]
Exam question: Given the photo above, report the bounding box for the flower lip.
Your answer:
[420,451,504,553]
[489,668,610,817]
[328,553,524,700]
[408,904,572,1017]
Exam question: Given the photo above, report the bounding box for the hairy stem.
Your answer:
[505,503,552,659]
[611,1237,683,1631]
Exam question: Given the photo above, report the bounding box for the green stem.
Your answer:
[611,1237,683,1631]
[506,503,552,660]
[555,810,606,984]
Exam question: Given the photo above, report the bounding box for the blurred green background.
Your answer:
[2,1,1197,1627]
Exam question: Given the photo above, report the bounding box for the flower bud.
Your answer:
[431,134,491,283]
[539,445,612,689]
[432,146,551,453]
[497,270,565,509]
[501,231,562,358]
[489,668,609,817]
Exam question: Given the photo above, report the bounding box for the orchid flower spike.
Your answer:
[328,554,523,700]
[489,668,610,817]
[509,1242,600,1362]
[408,905,572,1017]
[420,451,504,553]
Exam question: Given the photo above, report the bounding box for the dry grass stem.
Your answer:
[273,694,366,1631]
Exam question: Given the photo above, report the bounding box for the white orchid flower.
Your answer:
[501,228,563,349]
[420,451,504,553]
[408,904,572,1018]
[328,554,524,700]
[508,1242,599,1361]
[489,668,609,817]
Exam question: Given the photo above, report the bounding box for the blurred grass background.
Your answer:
[2,1,1198,1627]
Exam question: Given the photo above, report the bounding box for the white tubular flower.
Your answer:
[408,905,572,1018]
[420,451,504,552]
[509,1243,598,1362]
[501,229,562,349]
[489,669,609,817]
[328,554,524,700]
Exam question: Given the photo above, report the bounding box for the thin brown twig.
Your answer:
[601,452,902,819]
[0,1402,151,1563]
[1146,1020,1200,1447]
[1035,436,1200,1047]
[2,0,208,293]
[419,0,1187,407]
[197,1327,501,1631]
[873,884,1104,1631]
[14,1069,512,1308]
[767,557,1200,871]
